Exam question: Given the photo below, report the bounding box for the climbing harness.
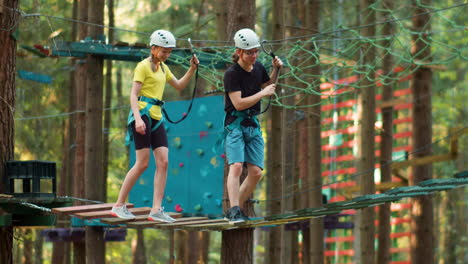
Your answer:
[218,40,281,147]
[125,38,200,145]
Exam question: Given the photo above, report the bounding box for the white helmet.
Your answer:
[149,30,176,48]
[234,28,260,50]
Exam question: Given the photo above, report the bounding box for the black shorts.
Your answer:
[131,115,168,150]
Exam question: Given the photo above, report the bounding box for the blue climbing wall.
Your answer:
[129,95,225,217]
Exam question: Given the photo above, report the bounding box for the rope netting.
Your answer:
[2,0,466,203]
[164,1,466,110]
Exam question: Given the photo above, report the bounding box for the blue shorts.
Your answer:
[225,125,264,170]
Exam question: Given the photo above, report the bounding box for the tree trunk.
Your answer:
[84,0,105,263]
[410,1,434,264]
[356,1,376,264]
[54,2,77,264]
[23,229,33,264]
[34,229,44,264]
[169,230,175,264]
[221,229,254,264]
[0,0,19,262]
[265,0,285,263]
[449,113,466,264]
[72,1,87,263]
[220,1,255,263]
[289,1,311,263]
[199,231,210,264]
[225,0,255,39]
[377,1,394,263]
[175,230,187,263]
[186,231,199,263]
[103,0,115,197]
[132,229,146,264]
[214,0,227,41]
[305,1,323,263]
[282,1,301,263]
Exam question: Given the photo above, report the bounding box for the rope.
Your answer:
[19,202,52,213]
[57,196,105,204]
[161,65,199,124]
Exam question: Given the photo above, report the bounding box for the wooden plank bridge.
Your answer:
[47,172,467,231]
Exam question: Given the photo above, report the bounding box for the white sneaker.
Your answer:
[110,204,136,219]
[148,207,175,223]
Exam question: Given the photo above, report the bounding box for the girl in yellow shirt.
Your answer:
[112,30,199,222]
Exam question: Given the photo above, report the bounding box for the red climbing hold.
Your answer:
[199,131,208,139]
[175,204,183,212]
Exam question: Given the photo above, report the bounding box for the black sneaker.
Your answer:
[225,206,245,223]
[239,209,250,221]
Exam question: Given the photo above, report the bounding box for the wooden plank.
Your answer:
[73,206,149,220]
[51,203,133,215]
[182,220,232,231]
[156,219,229,230]
[126,216,208,229]
[100,212,182,225]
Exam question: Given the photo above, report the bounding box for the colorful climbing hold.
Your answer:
[204,192,213,199]
[196,149,204,156]
[179,162,184,168]
[199,131,208,139]
[175,204,183,212]
[173,137,182,148]
[221,153,226,159]
[205,121,213,128]
[165,195,173,203]
[194,204,202,212]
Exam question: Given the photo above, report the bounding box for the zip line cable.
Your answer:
[0,2,466,44]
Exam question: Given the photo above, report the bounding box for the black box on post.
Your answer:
[5,161,56,198]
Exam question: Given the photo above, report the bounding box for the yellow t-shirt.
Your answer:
[133,59,174,120]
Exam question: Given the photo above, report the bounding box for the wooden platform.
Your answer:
[51,203,234,230]
[48,173,467,231]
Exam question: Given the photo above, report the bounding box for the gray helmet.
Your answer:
[234,28,260,50]
[150,30,176,48]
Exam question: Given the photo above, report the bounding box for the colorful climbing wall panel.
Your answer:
[129,95,225,217]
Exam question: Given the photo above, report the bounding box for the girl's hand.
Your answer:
[190,55,199,69]
[135,118,146,135]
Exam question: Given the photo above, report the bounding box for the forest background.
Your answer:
[1,0,466,263]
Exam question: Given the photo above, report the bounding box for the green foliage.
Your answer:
[10,0,466,262]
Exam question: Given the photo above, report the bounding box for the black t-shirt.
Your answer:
[223,61,270,126]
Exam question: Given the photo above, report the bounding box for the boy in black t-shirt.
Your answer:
[223,28,283,223]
